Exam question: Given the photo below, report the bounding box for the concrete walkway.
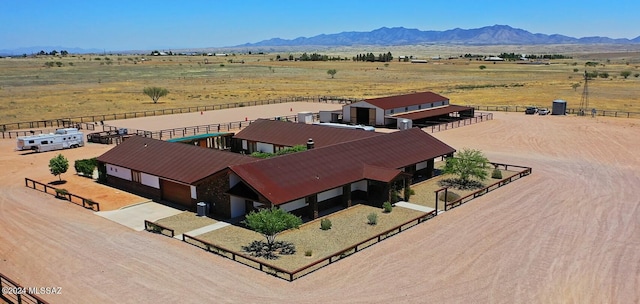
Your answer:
[95,201,183,231]
[174,222,231,240]
[395,201,445,214]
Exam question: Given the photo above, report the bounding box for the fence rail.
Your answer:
[469,105,640,119]
[0,271,49,304]
[182,209,437,281]
[424,112,493,133]
[441,162,532,211]
[24,178,100,211]
[1,96,355,134]
[144,220,176,238]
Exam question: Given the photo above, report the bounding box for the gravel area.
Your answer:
[411,164,521,209]
[195,204,425,271]
[154,211,218,235]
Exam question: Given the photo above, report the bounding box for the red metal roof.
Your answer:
[230,128,455,205]
[362,164,406,183]
[363,92,449,110]
[233,119,381,148]
[97,136,256,184]
[393,105,475,120]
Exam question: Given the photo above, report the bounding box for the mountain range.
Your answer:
[240,25,640,47]
[2,25,639,55]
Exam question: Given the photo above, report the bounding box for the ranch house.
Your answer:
[97,127,454,219]
[229,119,381,154]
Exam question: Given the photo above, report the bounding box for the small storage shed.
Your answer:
[552,100,567,115]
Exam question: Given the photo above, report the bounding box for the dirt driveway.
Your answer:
[1,109,639,303]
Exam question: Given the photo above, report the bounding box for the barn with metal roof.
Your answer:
[342,91,450,126]
[342,91,474,128]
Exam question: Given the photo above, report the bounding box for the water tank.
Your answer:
[552,100,567,115]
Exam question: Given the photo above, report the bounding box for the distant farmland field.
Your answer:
[1,46,639,123]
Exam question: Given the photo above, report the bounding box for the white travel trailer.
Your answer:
[16,128,84,152]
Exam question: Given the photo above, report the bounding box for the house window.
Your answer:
[132,170,141,183]
[390,109,394,114]
[405,107,409,112]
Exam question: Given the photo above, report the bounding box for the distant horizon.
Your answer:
[2,0,639,51]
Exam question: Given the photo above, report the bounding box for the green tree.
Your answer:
[620,71,632,79]
[443,148,489,182]
[572,83,581,91]
[49,154,69,181]
[143,87,169,103]
[243,207,302,247]
[327,69,337,78]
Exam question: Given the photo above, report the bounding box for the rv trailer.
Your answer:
[16,128,85,152]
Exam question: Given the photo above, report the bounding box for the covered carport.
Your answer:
[392,105,475,127]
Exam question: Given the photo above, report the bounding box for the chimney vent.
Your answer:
[306,138,315,150]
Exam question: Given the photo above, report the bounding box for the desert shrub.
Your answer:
[241,240,296,260]
[320,218,332,230]
[55,188,69,199]
[148,223,162,233]
[305,250,313,257]
[404,186,415,201]
[438,178,484,190]
[367,212,378,225]
[491,168,503,179]
[438,191,461,202]
[55,188,68,195]
[382,201,393,213]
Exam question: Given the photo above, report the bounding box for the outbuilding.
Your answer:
[342,92,451,126]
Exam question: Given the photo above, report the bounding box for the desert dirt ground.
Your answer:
[1,108,639,303]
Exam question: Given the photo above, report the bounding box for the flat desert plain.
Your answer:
[1,107,639,303]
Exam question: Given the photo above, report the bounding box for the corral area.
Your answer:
[1,107,639,303]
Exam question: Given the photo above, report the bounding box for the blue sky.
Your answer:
[1,0,638,51]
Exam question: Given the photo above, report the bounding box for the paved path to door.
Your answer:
[174,222,231,240]
[95,201,183,231]
[395,201,445,214]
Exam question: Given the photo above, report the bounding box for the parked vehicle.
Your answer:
[538,108,550,115]
[525,107,538,114]
[16,128,84,152]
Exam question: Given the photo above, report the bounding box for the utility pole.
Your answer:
[579,71,589,116]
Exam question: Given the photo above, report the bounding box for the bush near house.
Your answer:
[382,201,393,213]
[491,168,503,179]
[367,212,378,225]
[320,218,332,230]
[74,158,98,177]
